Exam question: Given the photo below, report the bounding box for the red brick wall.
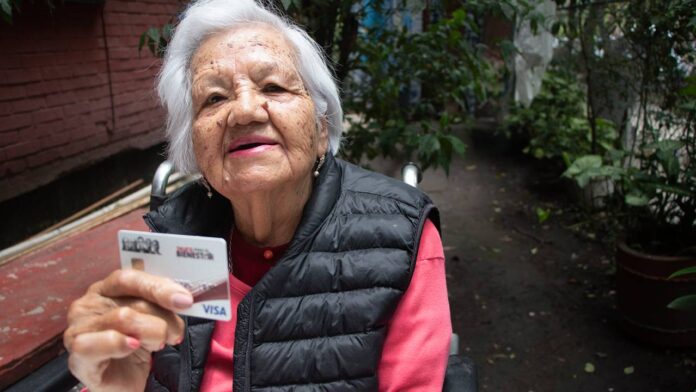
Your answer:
[0,0,181,202]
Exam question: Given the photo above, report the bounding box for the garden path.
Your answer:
[410,131,695,391]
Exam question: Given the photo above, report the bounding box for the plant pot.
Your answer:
[616,241,696,347]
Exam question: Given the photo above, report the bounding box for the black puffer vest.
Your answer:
[144,155,439,391]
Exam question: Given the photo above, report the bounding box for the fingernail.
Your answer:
[126,337,140,350]
[172,293,193,309]
[175,336,183,345]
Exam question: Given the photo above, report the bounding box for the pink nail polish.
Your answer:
[172,293,193,309]
[126,337,140,350]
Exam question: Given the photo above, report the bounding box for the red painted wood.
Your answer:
[0,208,149,388]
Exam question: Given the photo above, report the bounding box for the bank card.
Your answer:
[117,230,231,321]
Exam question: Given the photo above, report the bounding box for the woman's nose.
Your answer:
[228,88,269,126]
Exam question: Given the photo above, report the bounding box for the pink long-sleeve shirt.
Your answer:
[199,219,451,391]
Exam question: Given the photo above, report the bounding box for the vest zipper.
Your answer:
[245,296,254,392]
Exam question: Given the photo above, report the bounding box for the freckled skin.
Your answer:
[190,24,328,246]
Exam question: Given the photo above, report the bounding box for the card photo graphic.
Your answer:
[131,258,145,271]
[174,277,229,302]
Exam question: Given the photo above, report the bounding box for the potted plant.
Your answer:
[565,81,696,346]
[562,0,696,347]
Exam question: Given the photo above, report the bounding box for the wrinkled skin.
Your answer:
[64,23,327,391]
[190,24,328,246]
[64,270,190,392]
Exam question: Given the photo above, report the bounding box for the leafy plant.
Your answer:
[341,6,496,173]
[561,0,696,255]
[505,69,618,165]
[139,24,174,57]
[668,266,696,311]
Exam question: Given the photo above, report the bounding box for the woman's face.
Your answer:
[190,24,328,197]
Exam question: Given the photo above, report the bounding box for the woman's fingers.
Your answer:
[66,302,185,351]
[109,299,185,346]
[67,329,141,362]
[64,269,187,391]
[95,269,193,312]
[67,330,151,389]
[97,308,168,351]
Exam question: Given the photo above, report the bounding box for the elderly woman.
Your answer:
[64,0,451,390]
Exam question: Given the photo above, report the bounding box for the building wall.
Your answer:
[0,0,181,202]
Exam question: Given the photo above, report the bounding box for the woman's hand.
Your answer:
[64,269,193,392]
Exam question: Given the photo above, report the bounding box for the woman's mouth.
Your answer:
[227,136,279,157]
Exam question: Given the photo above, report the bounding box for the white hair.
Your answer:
[157,0,343,174]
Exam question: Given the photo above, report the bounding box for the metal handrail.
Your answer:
[150,160,175,211]
[152,160,174,198]
[401,162,422,188]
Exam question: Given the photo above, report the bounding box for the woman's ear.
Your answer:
[317,117,329,156]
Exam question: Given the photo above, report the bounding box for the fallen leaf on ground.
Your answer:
[584,362,595,373]
[530,247,538,255]
[624,366,634,375]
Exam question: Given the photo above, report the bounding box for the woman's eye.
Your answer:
[206,94,225,105]
[263,84,286,93]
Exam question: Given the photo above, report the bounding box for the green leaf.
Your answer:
[1,0,12,19]
[162,23,174,41]
[607,149,627,164]
[146,27,161,44]
[669,267,696,279]
[584,362,595,373]
[499,3,515,20]
[644,182,695,198]
[449,135,467,156]
[667,295,696,311]
[657,149,680,178]
[563,155,604,187]
[551,21,562,35]
[568,155,603,171]
[535,207,550,223]
[138,32,147,53]
[625,193,649,206]
[643,139,683,152]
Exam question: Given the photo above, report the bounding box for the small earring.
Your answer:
[201,177,213,198]
[314,154,326,178]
